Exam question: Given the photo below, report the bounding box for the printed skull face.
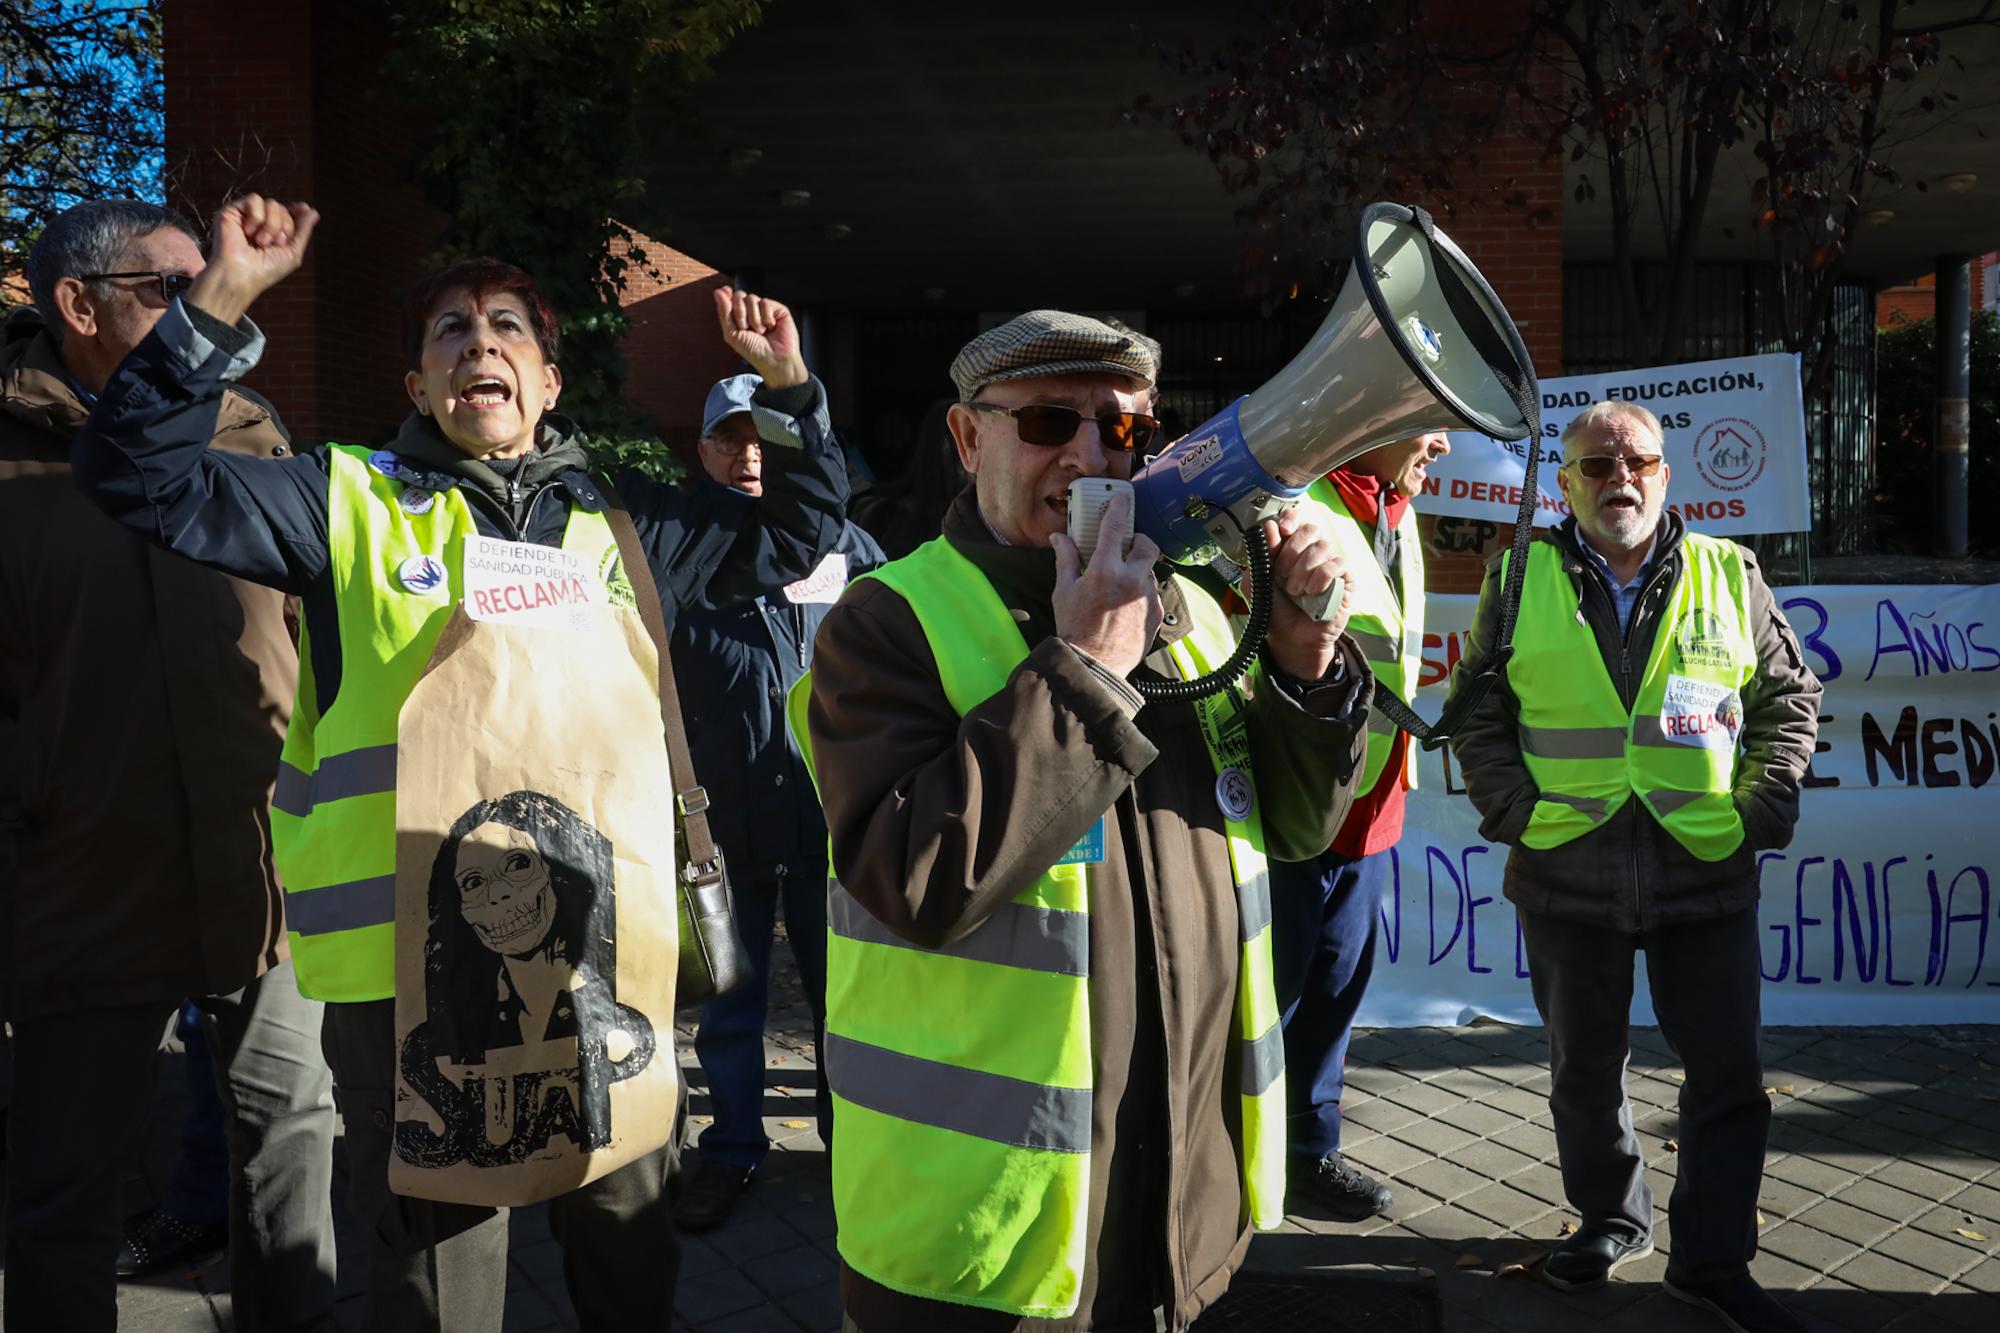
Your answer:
[455,822,557,956]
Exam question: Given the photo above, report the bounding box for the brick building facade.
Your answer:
[162,0,1562,594]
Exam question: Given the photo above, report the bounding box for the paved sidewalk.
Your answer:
[14,938,2000,1331]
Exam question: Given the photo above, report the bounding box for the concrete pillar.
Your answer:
[1935,255,1971,559]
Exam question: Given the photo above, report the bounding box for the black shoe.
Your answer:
[1291,1152,1393,1222]
[116,1210,228,1279]
[1664,1272,1809,1333]
[673,1158,754,1233]
[1542,1229,1654,1291]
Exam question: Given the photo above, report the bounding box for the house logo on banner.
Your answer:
[1693,416,1769,492]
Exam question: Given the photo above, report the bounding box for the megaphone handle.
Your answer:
[1287,575,1345,624]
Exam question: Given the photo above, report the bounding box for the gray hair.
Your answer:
[25,200,199,346]
[1561,400,1664,457]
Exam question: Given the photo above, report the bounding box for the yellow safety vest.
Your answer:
[1303,478,1423,795]
[270,445,624,1001]
[784,537,1284,1318]
[1511,533,1756,860]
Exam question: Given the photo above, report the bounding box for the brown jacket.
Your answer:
[806,490,1371,1332]
[0,309,298,1020]
[1446,514,1822,933]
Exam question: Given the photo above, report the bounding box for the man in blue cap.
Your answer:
[671,373,885,1231]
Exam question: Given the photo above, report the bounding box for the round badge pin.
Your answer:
[399,486,436,516]
[367,450,403,480]
[1215,766,1254,822]
[396,553,448,595]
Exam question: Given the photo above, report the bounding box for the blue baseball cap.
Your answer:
[701,373,763,439]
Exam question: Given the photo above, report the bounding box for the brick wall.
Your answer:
[1402,0,1566,596]
[165,0,441,444]
[615,232,741,455]
[1877,258,1994,329]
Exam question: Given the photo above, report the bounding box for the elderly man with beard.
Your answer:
[1447,401,1820,1333]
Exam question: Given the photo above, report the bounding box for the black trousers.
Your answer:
[1520,907,1772,1283]
[321,999,684,1333]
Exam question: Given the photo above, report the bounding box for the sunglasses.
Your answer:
[968,402,1159,453]
[79,270,196,303]
[1564,453,1663,480]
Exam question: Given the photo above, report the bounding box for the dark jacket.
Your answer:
[668,488,884,882]
[69,302,850,731]
[0,307,296,1020]
[806,489,1371,1332]
[1446,513,1823,933]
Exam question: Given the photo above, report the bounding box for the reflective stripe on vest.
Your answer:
[271,445,625,1001]
[1510,533,1756,861]
[1303,479,1423,795]
[784,536,1285,1318]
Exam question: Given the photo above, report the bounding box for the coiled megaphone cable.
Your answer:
[1131,506,1273,702]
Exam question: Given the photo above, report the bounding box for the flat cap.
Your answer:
[950,310,1158,402]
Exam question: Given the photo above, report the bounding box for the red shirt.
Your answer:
[1322,466,1413,859]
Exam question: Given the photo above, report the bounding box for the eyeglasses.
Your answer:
[967,402,1159,453]
[78,270,196,304]
[705,434,763,458]
[1563,453,1663,480]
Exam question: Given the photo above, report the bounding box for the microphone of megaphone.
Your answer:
[1127,201,1538,700]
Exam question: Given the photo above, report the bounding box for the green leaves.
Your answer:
[1,1,165,275]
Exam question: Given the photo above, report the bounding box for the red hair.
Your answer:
[404,257,560,368]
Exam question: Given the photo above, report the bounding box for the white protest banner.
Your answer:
[1357,583,2000,1028]
[1415,352,1811,538]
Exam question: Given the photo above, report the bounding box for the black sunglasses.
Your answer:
[79,270,196,303]
[1563,453,1663,481]
[968,401,1159,453]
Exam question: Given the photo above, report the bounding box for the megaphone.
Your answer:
[1134,201,1535,568]
[1127,201,1539,703]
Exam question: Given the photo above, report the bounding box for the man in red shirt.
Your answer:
[1270,432,1449,1219]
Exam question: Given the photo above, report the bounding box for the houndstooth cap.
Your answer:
[950,310,1158,401]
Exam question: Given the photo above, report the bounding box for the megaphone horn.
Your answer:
[1132,201,1536,570]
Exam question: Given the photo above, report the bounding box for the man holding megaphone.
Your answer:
[787,311,1376,1330]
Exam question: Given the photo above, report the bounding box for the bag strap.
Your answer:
[593,474,721,878]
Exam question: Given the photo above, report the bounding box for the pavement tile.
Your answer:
[1768,1153,1865,1196]
[1805,1278,1915,1332]
[1398,1159,1493,1205]
[1448,1102,1527,1138]
[1927,1285,2000,1331]
[1872,1222,1990,1281]
[1758,1221,1864,1274]
[1508,1163,1570,1207]
[1950,1181,2000,1221]
[1449,1138,1540,1182]
[1908,1206,2000,1257]
[1400,1201,1505,1243]
[1490,1121,1560,1161]
[1828,1248,1952,1299]
[1960,1255,2000,1294]
[701,1305,807,1333]
[1871,1158,1970,1201]
[1479,1087,1549,1121]
[674,1269,767,1324]
[1746,1248,1820,1291]
[1834,1176,1941,1225]
[1757,1175,1822,1220]
[499,1286,564,1333]
[1343,1096,1426,1135]
[742,1244,839,1301]
[708,1210,812,1265]
[1792,1198,1899,1248]
[1343,1132,1432,1179]
[1381,1080,1464,1117]
[1456,1182,1557,1231]
[1390,1116,1480,1157]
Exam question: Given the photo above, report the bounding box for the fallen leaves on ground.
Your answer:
[1665,1139,1680,1153]
[1455,1253,1484,1269]
[1669,1072,1687,1082]
[780,1120,810,1129]
[1558,1219,1577,1236]
[1497,1248,1548,1279]
[1958,1228,1990,1242]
